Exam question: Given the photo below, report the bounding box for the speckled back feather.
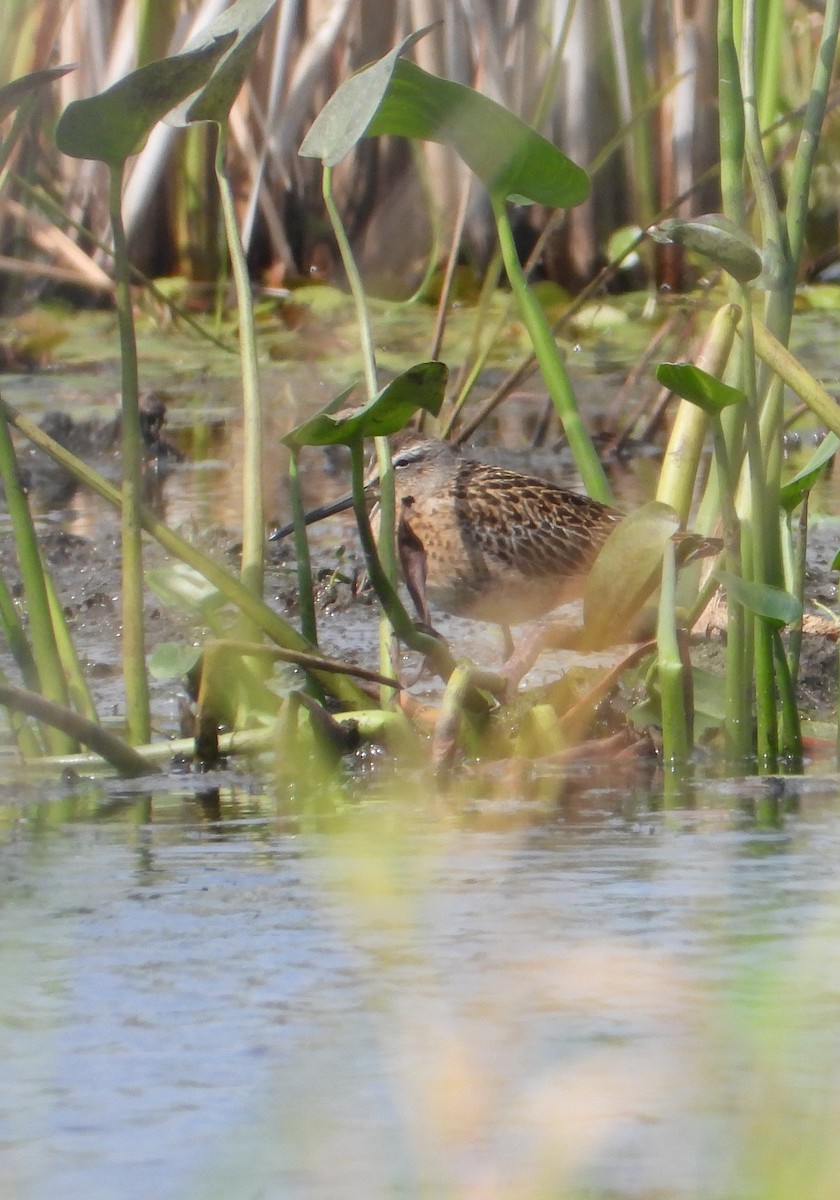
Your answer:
[450,459,621,578]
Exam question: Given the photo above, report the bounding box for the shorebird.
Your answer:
[271,437,625,632]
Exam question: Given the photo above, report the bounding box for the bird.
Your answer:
[271,437,626,631]
[386,437,623,628]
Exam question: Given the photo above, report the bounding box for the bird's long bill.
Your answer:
[269,491,358,542]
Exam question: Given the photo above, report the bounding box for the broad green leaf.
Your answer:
[148,641,203,681]
[365,59,589,206]
[167,0,278,125]
[715,569,802,627]
[0,65,75,122]
[780,432,840,511]
[649,214,762,283]
[299,25,436,164]
[56,35,234,166]
[282,362,447,449]
[583,501,680,648]
[656,362,745,414]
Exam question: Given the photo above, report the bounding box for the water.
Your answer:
[3,775,840,1200]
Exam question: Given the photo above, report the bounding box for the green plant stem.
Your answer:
[214,122,264,602]
[492,197,612,504]
[42,558,98,723]
[656,302,741,522]
[288,450,317,647]
[0,410,74,753]
[321,165,398,695]
[0,396,369,710]
[322,165,377,400]
[0,565,38,690]
[786,496,808,693]
[109,162,150,745]
[0,680,157,776]
[785,0,840,271]
[750,318,840,439]
[31,708,417,776]
[773,628,801,766]
[656,540,691,767]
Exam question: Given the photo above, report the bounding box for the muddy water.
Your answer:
[3,776,840,1200]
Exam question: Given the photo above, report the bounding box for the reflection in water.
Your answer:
[2,778,840,1199]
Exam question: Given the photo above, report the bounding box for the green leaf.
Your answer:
[366,59,589,206]
[168,0,278,125]
[780,432,840,511]
[649,214,763,283]
[148,641,203,681]
[299,25,437,165]
[583,501,680,647]
[0,65,75,122]
[56,35,234,166]
[656,362,745,414]
[282,362,448,449]
[714,569,802,627]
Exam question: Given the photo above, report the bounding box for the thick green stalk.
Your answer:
[109,163,150,745]
[42,559,98,723]
[0,566,37,690]
[656,541,691,767]
[0,411,73,753]
[33,708,417,776]
[321,165,397,693]
[322,168,377,400]
[492,197,612,504]
[215,124,264,602]
[773,629,801,766]
[289,450,317,647]
[657,303,741,522]
[715,0,763,763]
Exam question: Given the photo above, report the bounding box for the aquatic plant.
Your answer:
[650,0,840,771]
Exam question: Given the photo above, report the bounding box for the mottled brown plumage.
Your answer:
[389,439,622,626]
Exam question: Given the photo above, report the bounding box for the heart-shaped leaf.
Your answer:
[656,362,745,414]
[282,362,447,449]
[649,214,763,283]
[365,58,589,206]
[583,501,680,647]
[299,25,437,165]
[56,35,234,166]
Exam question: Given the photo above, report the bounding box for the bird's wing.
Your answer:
[454,462,621,578]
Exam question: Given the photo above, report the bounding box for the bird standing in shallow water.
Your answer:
[388,438,622,629]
